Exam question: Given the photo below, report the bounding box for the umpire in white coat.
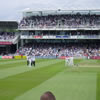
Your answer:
[31,55,35,67]
[27,55,30,66]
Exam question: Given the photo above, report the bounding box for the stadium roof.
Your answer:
[22,9,100,17]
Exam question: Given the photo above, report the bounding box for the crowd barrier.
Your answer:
[0,55,99,59]
[59,56,66,59]
[23,56,27,59]
[14,55,22,59]
[91,56,100,59]
[0,55,26,59]
[14,55,26,59]
[13,56,56,59]
[1,56,13,59]
[36,56,56,59]
[59,56,86,59]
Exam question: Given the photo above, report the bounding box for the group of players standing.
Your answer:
[27,54,35,67]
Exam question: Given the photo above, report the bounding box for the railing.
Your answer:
[18,25,100,30]
[20,35,100,39]
[12,35,20,44]
[0,38,13,42]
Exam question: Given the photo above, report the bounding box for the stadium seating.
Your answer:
[16,43,100,58]
[0,32,15,40]
[19,14,100,28]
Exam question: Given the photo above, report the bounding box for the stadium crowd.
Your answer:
[19,14,100,28]
[16,43,100,57]
[0,32,15,40]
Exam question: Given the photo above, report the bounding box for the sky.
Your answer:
[0,0,100,21]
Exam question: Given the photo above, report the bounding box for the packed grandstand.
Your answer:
[0,9,100,59]
[0,32,15,40]
[16,43,100,58]
[19,14,100,28]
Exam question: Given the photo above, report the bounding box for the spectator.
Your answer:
[40,91,56,100]
[15,43,100,57]
[0,32,15,40]
[19,14,100,28]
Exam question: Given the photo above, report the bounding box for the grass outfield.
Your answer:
[0,59,100,100]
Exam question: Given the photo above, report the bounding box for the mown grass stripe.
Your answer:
[0,59,49,70]
[0,59,62,80]
[0,59,15,62]
[96,73,100,100]
[0,59,26,65]
[0,60,64,100]
[15,68,97,100]
[77,59,100,67]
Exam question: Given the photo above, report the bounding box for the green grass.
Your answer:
[0,59,100,100]
[0,59,49,70]
[96,73,100,100]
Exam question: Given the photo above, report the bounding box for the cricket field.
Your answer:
[0,59,100,100]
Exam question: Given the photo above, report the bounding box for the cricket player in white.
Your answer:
[27,55,32,67]
[65,57,74,66]
[29,56,32,67]
[31,55,35,67]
